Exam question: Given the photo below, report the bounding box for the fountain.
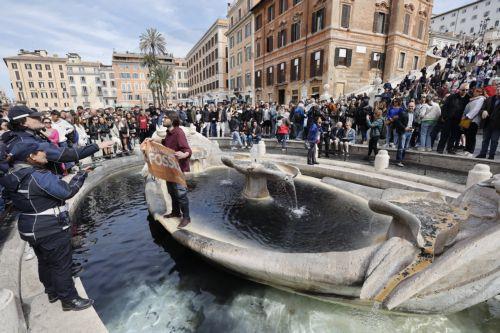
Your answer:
[143,138,500,315]
[220,154,300,201]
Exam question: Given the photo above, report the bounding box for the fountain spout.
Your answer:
[221,156,300,200]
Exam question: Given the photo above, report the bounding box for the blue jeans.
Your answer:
[210,123,217,137]
[396,132,412,162]
[293,123,304,140]
[231,131,243,147]
[420,122,436,149]
[166,181,190,219]
[479,127,500,159]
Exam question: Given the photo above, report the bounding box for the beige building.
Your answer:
[112,51,174,108]
[252,0,433,104]
[187,18,229,105]
[99,65,117,108]
[67,53,105,109]
[3,49,71,110]
[171,58,189,104]
[226,0,260,103]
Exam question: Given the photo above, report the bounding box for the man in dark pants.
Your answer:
[307,116,322,165]
[4,143,93,311]
[477,84,500,159]
[318,106,331,157]
[437,84,470,154]
[162,113,192,228]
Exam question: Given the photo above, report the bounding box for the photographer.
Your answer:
[3,142,94,311]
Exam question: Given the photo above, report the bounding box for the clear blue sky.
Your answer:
[0,0,472,98]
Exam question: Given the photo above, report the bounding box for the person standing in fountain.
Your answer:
[307,116,322,165]
[162,113,192,228]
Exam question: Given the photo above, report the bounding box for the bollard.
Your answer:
[257,140,266,158]
[374,150,390,171]
[466,164,493,189]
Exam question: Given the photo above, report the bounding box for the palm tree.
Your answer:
[142,54,159,106]
[139,28,167,58]
[139,28,167,107]
[150,65,174,106]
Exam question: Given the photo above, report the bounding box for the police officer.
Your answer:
[1,105,113,174]
[4,142,94,311]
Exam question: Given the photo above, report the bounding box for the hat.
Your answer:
[8,105,43,121]
[50,110,61,117]
[10,143,43,162]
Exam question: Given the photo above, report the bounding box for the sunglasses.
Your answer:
[43,122,51,124]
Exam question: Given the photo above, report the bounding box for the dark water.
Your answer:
[187,168,388,253]
[73,169,500,333]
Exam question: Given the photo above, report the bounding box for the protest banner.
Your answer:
[141,140,187,187]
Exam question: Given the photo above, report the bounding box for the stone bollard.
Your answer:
[257,140,266,158]
[466,164,493,189]
[374,150,390,171]
[0,289,23,333]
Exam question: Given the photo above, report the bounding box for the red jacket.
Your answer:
[138,115,149,130]
[163,127,192,173]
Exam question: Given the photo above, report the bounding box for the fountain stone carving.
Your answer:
[221,155,300,200]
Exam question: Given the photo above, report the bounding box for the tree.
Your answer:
[139,28,167,107]
[150,65,173,107]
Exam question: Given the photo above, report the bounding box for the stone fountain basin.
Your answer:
[146,166,391,297]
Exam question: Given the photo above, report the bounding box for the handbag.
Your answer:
[459,118,472,129]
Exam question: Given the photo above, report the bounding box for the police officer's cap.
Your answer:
[10,143,43,162]
[8,105,43,121]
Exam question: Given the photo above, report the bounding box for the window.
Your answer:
[38,72,42,78]
[398,52,406,69]
[237,51,242,65]
[230,56,235,69]
[39,81,45,88]
[48,82,54,88]
[69,76,74,83]
[267,36,274,53]
[310,50,324,76]
[11,63,17,69]
[403,13,410,35]
[28,81,34,88]
[291,57,301,81]
[245,22,252,38]
[229,36,234,49]
[245,46,252,61]
[48,72,52,79]
[25,64,32,70]
[470,27,474,33]
[255,70,262,88]
[245,72,251,87]
[340,4,351,28]
[268,4,275,22]
[413,56,419,70]
[293,0,301,5]
[277,62,286,83]
[279,0,288,14]
[81,76,86,83]
[461,18,466,23]
[472,15,478,20]
[291,22,301,42]
[334,48,352,67]
[278,29,287,48]
[237,30,242,43]
[59,65,63,70]
[45,64,51,70]
[312,8,325,33]
[15,71,20,80]
[484,11,490,17]
[35,64,42,70]
[60,72,64,79]
[266,66,274,86]
[28,71,32,78]
[255,14,263,30]
[417,20,425,39]
[256,40,261,57]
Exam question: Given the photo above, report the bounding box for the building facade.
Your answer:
[252,0,433,104]
[431,0,499,37]
[67,53,104,109]
[187,19,229,105]
[171,58,189,104]
[112,51,174,108]
[99,65,117,108]
[226,0,260,103]
[3,49,71,110]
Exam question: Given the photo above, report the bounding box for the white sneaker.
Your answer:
[426,148,432,152]
[24,244,35,261]
[389,143,395,148]
[231,147,238,150]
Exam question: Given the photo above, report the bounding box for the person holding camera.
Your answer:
[3,142,94,311]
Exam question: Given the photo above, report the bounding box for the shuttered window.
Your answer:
[310,50,324,77]
[403,13,410,35]
[341,4,351,28]
[266,66,274,86]
[334,48,352,67]
[370,52,385,70]
[277,62,286,83]
[373,12,389,34]
[290,57,301,81]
